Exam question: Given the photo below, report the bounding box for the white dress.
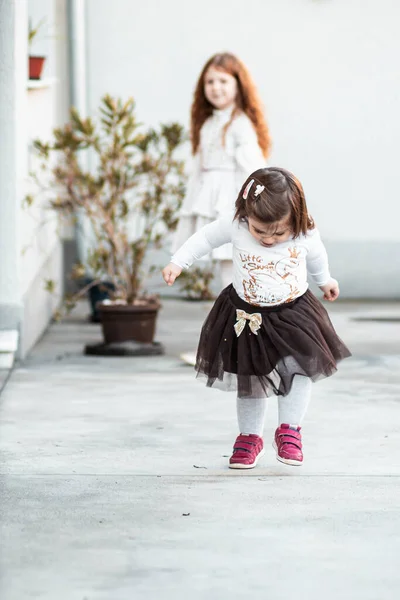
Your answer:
[172,106,266,260]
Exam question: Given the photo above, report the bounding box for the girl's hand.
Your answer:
[162,263,182,286]
[319,278,340,302]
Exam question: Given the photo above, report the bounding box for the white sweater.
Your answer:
[180,107,266,218]
[171,216,332,307]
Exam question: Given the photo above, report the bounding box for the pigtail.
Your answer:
[283,171,315,234]
[234,176,265,220]
[234,177,254,221]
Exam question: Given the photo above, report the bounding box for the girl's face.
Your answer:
[248,215,292,248]
[204,66,237,110]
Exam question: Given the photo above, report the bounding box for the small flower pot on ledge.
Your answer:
[29,56,46,80]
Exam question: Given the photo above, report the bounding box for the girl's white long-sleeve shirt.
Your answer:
[171,215,332,307]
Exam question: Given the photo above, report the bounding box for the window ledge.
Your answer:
[27,78,57,90]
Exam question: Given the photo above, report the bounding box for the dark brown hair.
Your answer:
[190,52,271,158]
[234,167,315,237]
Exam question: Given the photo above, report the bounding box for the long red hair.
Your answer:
[190,52,271,158]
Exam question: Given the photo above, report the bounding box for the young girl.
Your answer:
[163,167,351,469]
[173,52,271,364]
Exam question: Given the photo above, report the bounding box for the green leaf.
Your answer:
[44,279,56,293]
[23,194,34,208]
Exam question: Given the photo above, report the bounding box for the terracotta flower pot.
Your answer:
[29,56,46,80]
[97,301,161,344]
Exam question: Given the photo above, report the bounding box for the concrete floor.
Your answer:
[1,297,400,599]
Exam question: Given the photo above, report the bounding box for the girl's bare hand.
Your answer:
[162,263,182,286]
[319,278,340,302]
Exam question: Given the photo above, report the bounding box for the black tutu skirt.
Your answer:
[195,285,351,398]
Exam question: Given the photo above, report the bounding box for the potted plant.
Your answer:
[31,95,186,348]
[28,18,47,80]
[178,265,216,301]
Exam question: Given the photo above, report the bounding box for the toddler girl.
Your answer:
[163,167,351,469]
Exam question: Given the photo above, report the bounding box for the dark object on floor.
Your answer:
[84,340,165,356]
[87,280,115,321]
[88,314,101,323]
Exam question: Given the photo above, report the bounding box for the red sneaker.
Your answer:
[229,434,265,469]
[273,424,303,466]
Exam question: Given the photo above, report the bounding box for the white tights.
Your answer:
[236,376,312,435]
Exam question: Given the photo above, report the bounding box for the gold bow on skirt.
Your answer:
[234,309,262,337]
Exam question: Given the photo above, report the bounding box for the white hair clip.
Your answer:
[242,179,254,199]
[254,185,265,197]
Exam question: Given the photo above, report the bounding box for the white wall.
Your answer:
[83,0,400,298]
[18,0,70,356]
[0,0,27,333]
